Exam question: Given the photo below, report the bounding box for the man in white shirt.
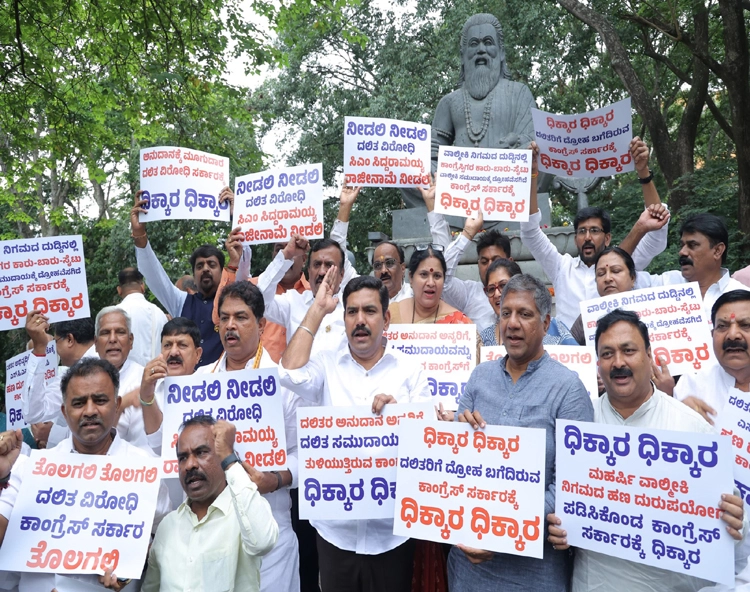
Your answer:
[0,357,172,592]
[547,309,746,592]
[518,138,669,329]
[637,214,749,318]
[117,267,168,366]
[143,416,278,592]
[676,289,750,424]
[372,241,413,303]
[279,273,431,592]
[197,281,301,592]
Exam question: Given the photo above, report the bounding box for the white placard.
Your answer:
[579,282,713,376]
[297,403,434,520]
[434,147,531,221]
[385,324,476,411]
[0,235,90,331]
[233,163,324,244]
[716,395,750,508]
[556,419,734,586]
[139,146,230,222]
[531,98,634,178]
[160,368,287,478]
[394,420,547,557]
[0,451,161,579]
[481,345,598,400]
[343,117,431,188]
[5,350,31,429]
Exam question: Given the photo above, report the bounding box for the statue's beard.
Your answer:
[465,64,501,100]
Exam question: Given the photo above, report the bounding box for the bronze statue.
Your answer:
[401,13,536,209]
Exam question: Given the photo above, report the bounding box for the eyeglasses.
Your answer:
[373,258,398,271]
[484,283,506,296]
[415,243,445,252]
[576,227,605,237]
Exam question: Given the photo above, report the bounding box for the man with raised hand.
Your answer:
[279,273,431,592]
[0,358,171,591]
[547,309,746,591]
[143,416,277,592]
[196,281,300,592]
[130,188,238,367]
[518,139,669,329]
[451,274,593,591]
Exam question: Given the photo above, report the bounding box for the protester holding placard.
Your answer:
[197,281,301,592]
[131,190,239,367]
[143,416,278,592]
[116,268,168,367]
[676,291,750,424]
[635,214,749,318]
[450,274,593,591]
[480,258,577,346]
[280,274,431,592]
[0,358,171,591]
[547,309,746,591]
[519,140,670,329]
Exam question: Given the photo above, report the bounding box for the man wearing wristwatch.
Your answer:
[195,281,301,592]
[0,357,171,592]
[142,416,278,592]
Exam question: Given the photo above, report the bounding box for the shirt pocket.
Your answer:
[515,404,550,426]
[202,549,232,592]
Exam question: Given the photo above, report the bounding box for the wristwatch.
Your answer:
[221,451,240,471]
[638,168,654,184]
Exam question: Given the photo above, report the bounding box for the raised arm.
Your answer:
[212,226,245,326]
[330,185,360,288]
[131,191,188,317]
[418,175,452,249]
[255,235,309,326]
[519,143,565,284]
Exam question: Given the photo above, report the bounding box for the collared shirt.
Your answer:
[22,343,97,425]
[519,210,668,329]
[114,359,153,451]
[450,352,593,589]
[572,390,718,592]
[674,362,737,417]
[142,462,278,592]
[441,233,499,331]
[256,251,349,355]
[118,292,168,366]
[389,281,413,304]
[12,432,171,592]
[278,338,431,554]
[636,268,749,323]
[135,242,222,367]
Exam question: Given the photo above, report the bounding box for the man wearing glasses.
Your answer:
[371,241,413,303]
[519,137,670,329]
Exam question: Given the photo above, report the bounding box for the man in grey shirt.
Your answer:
[453,274,594,591]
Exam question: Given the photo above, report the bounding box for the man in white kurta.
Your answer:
[195,280,300,592]
[279,274,431,592]
[547,309,746,592]
[117,267,168,366]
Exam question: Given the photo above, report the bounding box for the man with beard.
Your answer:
[131,189,236,367]
[143,416,278,592]
[451,274,592,591]
[636,214,748,319]
[196,281,301,592]
[279,273,431,592]
[519,139,669,329]
[547,309,746,591]
[0,358,171,591]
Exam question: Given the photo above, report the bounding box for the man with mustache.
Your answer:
[125,317,204,457]
[143,414,278,592]
[196,281,301,592]
[451,274,592,591]
[131,189,237,367]
[518,139,669,330]
[675,290,750,424]
[547,309,746,591]
[279,273,431,592]
[0,357,171,591]
[371,240,412,303]
[636,213,748,317]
